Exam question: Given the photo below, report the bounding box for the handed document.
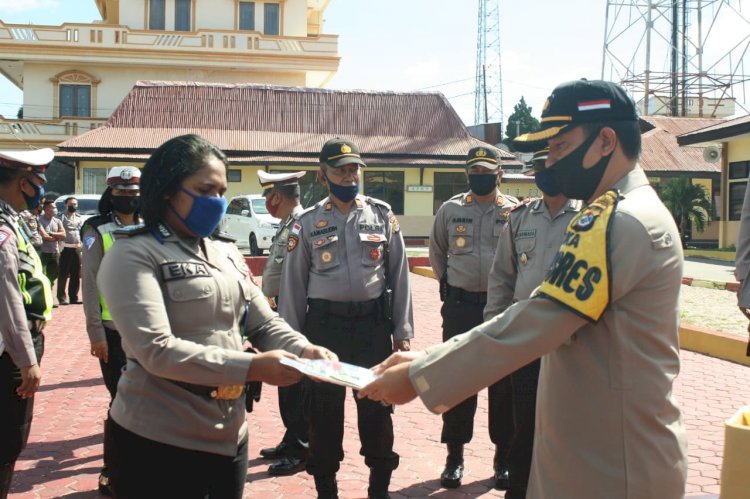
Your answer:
[281,357,378,389]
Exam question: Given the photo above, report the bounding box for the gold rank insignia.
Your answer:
[287,235,299,252]
[324,202,332,212]
[213,384,244,400]
[456,236,466,248]
[314,238,326,247]
[321,250,333,263]
[355,198,364,209]
[341,144,352,154]
[465,194,473,204]
[476,148,487,157]
[456,225,467,233]
[520,252,528,265]
[315,220,328,228]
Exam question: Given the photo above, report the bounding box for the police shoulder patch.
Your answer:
[287,234,299,252]
[84,235,97,251]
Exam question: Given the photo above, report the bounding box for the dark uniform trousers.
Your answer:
[57,247,80,302]
[506,358,540,498]
[272,297,309,449]
[40,252,59,288]
[303,298,400,476]
[99,326,127,401]
[440,289,513,462]
[0,330,44,467]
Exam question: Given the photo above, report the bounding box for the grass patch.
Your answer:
[684,249,736,261]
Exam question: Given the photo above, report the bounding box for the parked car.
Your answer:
[221,194,280,255]
[54,193,102,224]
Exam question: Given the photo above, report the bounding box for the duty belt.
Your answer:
[446,285,487,305]
[307,297,381,318]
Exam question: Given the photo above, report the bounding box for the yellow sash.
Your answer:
[538,190,619,322]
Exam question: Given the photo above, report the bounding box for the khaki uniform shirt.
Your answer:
[279,195,414,341]
[262,205,303,299]
[430,191,517,292]
[484,198,581,320]
[409,168,688,498]
[18,210,42,249]
[98,224,310,456]
[0,201,37,366]
[735,179,750,306]
[60,212,83,248]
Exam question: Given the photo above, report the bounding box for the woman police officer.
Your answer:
[96,134,335,498]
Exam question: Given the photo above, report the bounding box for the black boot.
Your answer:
[367,467,392,499]
[98,467,112,496]
[439,443,464,489]
[314,474,338,499]
[493,446,510,490]
[0,462,15,498]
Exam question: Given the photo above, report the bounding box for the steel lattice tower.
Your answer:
[602,0,750,117]
[474,0,504,126]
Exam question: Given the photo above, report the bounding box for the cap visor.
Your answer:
[466,160,500,170]
[327,156,366,168]
[111,184,139,190]
[513,126,568,153]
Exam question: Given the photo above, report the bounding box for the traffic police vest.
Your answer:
[84,214,129,322]
[0,209,53,322]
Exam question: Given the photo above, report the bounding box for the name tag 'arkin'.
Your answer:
[161,262,210,282]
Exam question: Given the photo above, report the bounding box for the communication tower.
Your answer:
[474,0,504,126]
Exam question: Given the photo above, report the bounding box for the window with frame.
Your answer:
[239,1,255,30]
[728,161,749,221]
[82,168,107,194]
[59,84,91,117]
[364,171,404,215]
[149,0,166,30]
[175,0,191,31]
[227,169,242,182]
[433,172,467,214]
[264,3,280,35]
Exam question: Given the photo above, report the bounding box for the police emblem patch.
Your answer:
[287,235,299,252]
[321,250,333,263]
[315,220,328,229]
[573,212,596,231]
[341,144,352,154]
[456,236,466,248]
[456,225,467,233]
[84,235,97,251]
[369,248,381,260]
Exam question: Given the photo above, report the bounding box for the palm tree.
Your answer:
[660,178,713,245]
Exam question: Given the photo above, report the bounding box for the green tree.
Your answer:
[660,178,713,244]
[503,96,540,148]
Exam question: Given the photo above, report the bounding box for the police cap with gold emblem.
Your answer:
[0,148,54,182]
[319,138,367,169]
[513,79,638,153]
[466,146,500,171]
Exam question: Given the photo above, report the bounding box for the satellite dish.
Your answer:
[703,146,721,163]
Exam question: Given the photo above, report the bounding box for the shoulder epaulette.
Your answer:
[114,224,149,237]
[296,203,319,220]
[449,192,468,201]
[365,196,392,211]
[510,197,535,212]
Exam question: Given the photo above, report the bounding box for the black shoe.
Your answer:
[267,456,305,476]
[368,467,392,499]
[260,441,290,460]
[98,468,112,496]
[313,474,338,499]
[493,463,510,490]
[70,298,80,304]
[440,443,464,489]
[58,298,69,305]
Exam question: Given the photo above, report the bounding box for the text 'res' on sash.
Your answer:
[537,190,619,322]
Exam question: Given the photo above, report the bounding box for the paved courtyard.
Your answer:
[8,273,750,498]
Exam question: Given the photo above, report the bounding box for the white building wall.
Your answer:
[119,0,147,30]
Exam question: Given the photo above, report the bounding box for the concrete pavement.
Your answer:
[8,273,749,498]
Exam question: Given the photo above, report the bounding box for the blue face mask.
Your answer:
[169,185,228,237]
[23,181,45,210]
[324,172,359,203]
[534,168,562,197]
[467,173,498,196]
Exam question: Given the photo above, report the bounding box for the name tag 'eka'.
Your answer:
[161,261,210,282]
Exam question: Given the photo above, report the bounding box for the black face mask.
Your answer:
[111,195,140,215]
[548,129,612,201]
[534,168,562,197]
[67,205,78,213]
[468,173,498,196]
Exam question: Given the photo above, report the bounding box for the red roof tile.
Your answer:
[639,116,724,174]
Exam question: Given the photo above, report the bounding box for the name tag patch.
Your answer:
[516,229,536,239]
[160,262,210,282]
[310,226,337,238]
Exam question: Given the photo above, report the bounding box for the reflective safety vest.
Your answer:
[98,228,116,321]
[11,219,53,322]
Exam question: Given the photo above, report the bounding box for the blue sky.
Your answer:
[0,0,746,128]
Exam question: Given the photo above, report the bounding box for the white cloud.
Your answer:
[0,0,59,12]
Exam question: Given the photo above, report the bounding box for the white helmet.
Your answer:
[107,166,141,190]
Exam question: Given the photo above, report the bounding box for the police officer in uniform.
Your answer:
[18,198,45,250]
[361,80,688,499]
[428,145,516,489]
[0,148,53,498]
[256,170,309,475]
[279,138,414,499]
[484,150,581,498]
[80,166,142,495]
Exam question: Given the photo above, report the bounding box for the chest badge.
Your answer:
[520,252,529,265]
[321,250,333,263]
[369,248,381,261]
[315,220,328,229]
[456,236,466,248]
[456,225,467,233]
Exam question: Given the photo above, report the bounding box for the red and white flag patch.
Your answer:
[578,99,611,111]
[0,226,13,248]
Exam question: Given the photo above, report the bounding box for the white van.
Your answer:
[221,194,280,255]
